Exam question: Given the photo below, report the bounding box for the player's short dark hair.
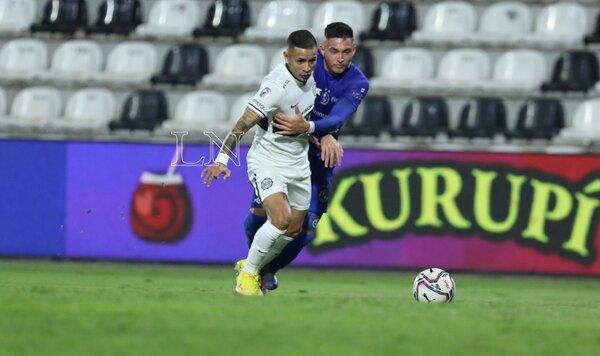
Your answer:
[287,29,317,50]
[324,22,354,40]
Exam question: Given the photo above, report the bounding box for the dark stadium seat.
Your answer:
[31,0,88,35]
[360,1,416,41]
[351,46,374,78]
[508,99,564,140]
[87,0,142,35]
[450,98,507,138]
[151,44,209,85]
[343,96,393,137]
[193,0,251,38]
[109,90,168,131]
[395,97,449,137]
[541,51,599,92]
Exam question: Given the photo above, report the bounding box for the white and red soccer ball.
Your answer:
[413,268,456,303]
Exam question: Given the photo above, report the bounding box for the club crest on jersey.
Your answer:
[320,88,330,105]
[261,178,273,190]
[259,87,271,98]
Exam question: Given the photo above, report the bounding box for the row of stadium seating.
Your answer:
[1,37,600,95]
[2,0,600,47]
[0,86,597,145]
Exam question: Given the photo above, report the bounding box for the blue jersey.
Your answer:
[310,51,370,139]
[308,51,369,213]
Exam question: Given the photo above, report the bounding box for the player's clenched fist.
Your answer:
[201,163,230,187]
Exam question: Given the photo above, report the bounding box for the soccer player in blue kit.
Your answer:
[239,22,370,291]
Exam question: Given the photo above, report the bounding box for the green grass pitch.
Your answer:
[0,259,599,356]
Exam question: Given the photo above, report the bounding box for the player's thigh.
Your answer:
[262,192,292,228]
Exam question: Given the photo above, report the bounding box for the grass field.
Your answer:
[0,260,599,356]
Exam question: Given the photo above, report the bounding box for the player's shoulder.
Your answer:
[347,64,370,88]
[264,62,293,88]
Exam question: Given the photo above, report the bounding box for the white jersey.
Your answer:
[246,61,317,169]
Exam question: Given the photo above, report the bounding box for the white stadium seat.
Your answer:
[310,1,366,40]
[269,47,286,71]
[412,1,476,43]
[560,99,600,143]
[162,90,228,132]
[0,0,35,33]
[0,38,48,80]
[420,48,491,90]
[93,42,158,84]
[522,3,587,45]
[369,48,434,90]
[0,87,6,115]
[467,1,532,44]
[37,40,103,82]
[228,92,257,143]
[0,86,61,128]
[482,49,546,91]
[51,88,116,130]
[202,44,267,88]
[135,0,200,37]
[245,0,309,40]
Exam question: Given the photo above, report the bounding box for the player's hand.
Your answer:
[273,106,310,135]
[319,134,343,168]
[201,163,231,187]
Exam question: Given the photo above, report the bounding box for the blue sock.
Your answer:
[243,212,267,247]
[269,212,320,272]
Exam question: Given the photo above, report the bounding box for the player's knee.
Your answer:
[269,212,291,231]
[285,226,303,237]
[250,207,267,218]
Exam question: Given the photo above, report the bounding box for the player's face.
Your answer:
[320,38,356,75]
[284,46,318,82]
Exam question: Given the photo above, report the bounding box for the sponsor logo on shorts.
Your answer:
[261,178,273,190]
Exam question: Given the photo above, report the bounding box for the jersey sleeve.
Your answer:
[247,80,285,118]
[342,77,370,110]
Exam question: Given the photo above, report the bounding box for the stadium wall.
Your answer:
[1,138,600,275]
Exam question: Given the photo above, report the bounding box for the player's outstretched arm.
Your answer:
[201,107,262,187]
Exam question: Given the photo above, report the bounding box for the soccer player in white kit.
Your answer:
[201,30,319,296]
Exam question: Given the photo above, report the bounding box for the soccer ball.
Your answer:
[412,268,456,303]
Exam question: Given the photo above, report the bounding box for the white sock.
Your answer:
[243,221,286,275]
[263,235,294,267]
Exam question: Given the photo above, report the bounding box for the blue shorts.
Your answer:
[251,142,333,214]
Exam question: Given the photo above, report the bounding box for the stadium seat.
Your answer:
[0,86,61,129]
[559,99,600,143]
[310,1,367,40]
[466,1,532,45]
[269,47,286,71]
[151,43,209,85]
[343,96,393,137]
[109,90,168,131]
[450,98,507,139]
[31,0,88,35]
[508,99,564,140]
[360,1,416,41]
[420,49,491,90]
[194,0,251,38]
[0,0,36,33]
[522,3,587,45]
[87,0,142,35]
[94,42,158,84]
[135,0,199,38]
[351,46,374,79]
[542,51,599,92]
[162,91,228,132]
[37,40,103,83]
[411,1,476,43]
[482,49,546,91]
[585,12,600,44]
[369,48,434,90]
[244,0,309,41]
[0,87,7,116]
[51,88,116,131]
[202,44,267,88]
[0,38,48,81]
[229,92,255,125]
[395,97,449,137]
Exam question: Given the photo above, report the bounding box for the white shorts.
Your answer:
[247,160,311,211]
